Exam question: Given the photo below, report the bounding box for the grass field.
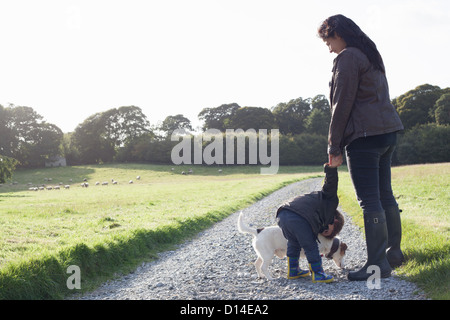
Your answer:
[338,162,450,300]
[0,163,322,299]
[0,162,448,300]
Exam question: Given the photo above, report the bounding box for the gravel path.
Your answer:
[77,178,427,300]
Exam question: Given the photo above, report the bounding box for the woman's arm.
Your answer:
[328,50,360,156]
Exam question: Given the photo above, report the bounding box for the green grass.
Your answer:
[0,163,322,299]
[2,162,448,300]
[338,162,450,300]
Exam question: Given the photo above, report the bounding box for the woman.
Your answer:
[317,14,405,281]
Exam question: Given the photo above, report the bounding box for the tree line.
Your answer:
[1,83,449,179]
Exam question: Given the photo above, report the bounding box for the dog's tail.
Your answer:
[237,211,258,237]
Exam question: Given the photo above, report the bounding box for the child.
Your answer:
[277,164,344,283]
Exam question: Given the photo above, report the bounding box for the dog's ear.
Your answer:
[340,242,348,253]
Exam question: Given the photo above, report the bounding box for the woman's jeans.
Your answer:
[277,209,321,264]
[345,132,398,214]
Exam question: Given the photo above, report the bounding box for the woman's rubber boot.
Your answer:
[348,211,392,281]
[308,261,334,283]
[385,206,405,268]
[287,257,309,279]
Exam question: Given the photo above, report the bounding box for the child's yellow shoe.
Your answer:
[287,257,310,279]
[309,261,334,283]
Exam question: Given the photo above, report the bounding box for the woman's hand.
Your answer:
[328,154,343,168]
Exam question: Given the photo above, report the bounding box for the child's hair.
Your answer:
[324,209,345,239]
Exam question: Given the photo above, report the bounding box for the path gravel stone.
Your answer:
[76,178,427,300]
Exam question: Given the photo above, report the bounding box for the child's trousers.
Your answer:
[277,209,321,264]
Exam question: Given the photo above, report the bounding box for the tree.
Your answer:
[71,106,151,164]
[305,95,331,135]
[26,122,64,167]
[279,134,327,165]
[71,112,115,164]
[305,108,330,135]
[62,132,80,165]
[0,105,11,156]
[392,84,443,129]
[2,105,43,158]
[311,94,330,113]
[198,103,240,131]
[103,106,150,147]
[229,106,275,130]
[434,93,450,125]
[0,105,63,167]
[160,114,193,136]
[395,123,450,164]
[0,155,18,183]
[272,97,311,135]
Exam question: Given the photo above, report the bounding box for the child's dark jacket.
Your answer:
[276,165,339,235]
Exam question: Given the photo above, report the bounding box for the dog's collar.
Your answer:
[325,238,340,260]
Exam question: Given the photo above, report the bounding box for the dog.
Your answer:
[237,211,348,280]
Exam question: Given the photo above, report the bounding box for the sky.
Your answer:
[1,0,449,133]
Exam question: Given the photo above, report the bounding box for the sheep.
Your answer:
[46,186,53,190]
[112,181,118,185]
[136,176,140,180]
[129,180,133,184]
[102,182,108,186]
[81,182,89,188]
[64,185,70,189]
[95,182,100,186]
[54,186,61,190]
[39,187,45,191]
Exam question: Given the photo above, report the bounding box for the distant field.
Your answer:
[0,163,323,299]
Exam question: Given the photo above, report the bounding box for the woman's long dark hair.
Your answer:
[318,14,385,73]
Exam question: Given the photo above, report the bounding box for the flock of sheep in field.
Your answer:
[0,167,225,192]
[22,176,142,191]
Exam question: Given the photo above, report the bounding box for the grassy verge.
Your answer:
[337,163,450,300]
[0,164,322,299]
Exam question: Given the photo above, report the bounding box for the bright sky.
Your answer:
[1,0,449,133]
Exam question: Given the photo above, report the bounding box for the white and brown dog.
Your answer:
[237,211,348,280]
